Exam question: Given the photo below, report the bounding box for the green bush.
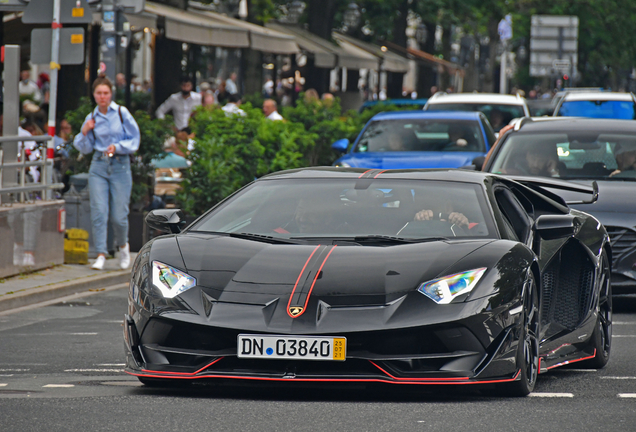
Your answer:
[281,96,358,165]
[178,104,314,215]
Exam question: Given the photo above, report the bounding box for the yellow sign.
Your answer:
[72,7,84,17]
[70,34,83,44]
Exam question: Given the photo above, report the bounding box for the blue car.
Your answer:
[332,111,496,169]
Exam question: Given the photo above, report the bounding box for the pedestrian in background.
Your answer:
[73,77,140,270]
[19,70,42,103]
[155,76,202,131]
[225,72,239,95]
[263,99,283,120]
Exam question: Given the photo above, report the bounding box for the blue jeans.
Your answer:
[89,153,132,255]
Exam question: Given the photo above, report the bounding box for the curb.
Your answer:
[0,271,130,313]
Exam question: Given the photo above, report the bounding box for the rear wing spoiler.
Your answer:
[505,176,599,205]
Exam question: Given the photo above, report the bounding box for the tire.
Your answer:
[581,253,612,369]
[499,273,540,397]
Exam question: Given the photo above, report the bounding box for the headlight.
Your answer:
[417,268,487,304]
[152,261,196,298]
[335,161,351,168]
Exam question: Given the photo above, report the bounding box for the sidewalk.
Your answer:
[0,254,136,313]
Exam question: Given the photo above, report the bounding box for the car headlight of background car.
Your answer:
[335,161,352,168]
[417,268,487,304]
[152,261,197,298]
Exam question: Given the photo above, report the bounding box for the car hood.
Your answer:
[336,151,485,169]
[175,234,494,307]
[550,179,636,227]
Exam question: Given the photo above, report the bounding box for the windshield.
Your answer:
[354,119,486,153]
[489,132,636,180]
[557,100,636,119]
[189,179,496,240]
[426,103,524,132]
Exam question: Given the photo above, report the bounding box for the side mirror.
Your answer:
[146,209,186,234]
[472,156,486,171]
[331,138,350,153]
[533,214,577,240]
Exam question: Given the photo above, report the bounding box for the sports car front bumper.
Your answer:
[123,311,523,385]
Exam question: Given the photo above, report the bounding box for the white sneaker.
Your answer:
[92,255,106,270]
[119,243,130,269]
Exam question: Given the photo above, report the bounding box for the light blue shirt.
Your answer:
[73,102,140,155]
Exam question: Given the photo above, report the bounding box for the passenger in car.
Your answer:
[610,145,636,177]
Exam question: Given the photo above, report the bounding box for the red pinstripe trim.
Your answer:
[286,245,321,318]
[126,368,521,385]
[140,357,224,376]
[373,170,387,178]
[545,350,596,370]
[299,245,337,315]
[358,169,373,178]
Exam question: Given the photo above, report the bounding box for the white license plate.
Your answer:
[237,335,346,361]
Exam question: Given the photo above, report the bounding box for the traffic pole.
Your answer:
[46,0,62,199]
[500,41,508,95]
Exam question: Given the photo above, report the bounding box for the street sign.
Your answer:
[22,0,93,24]
[0,0,28,11]
[529,15,578,77]
[30,28,85,65]
[553,59,571,72]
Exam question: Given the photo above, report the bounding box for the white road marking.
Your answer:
[0,384,7,387]
[613,322,636,325]
[96,363,125,367]
[612,335,636,338]
[43,384,74,388]
[0,369,29,372]
[529,392,574,398]
[69,332,98,335]
[618,394,636,398]
[0,375,14,377]
[554,369,597,372]
[64,368,124,373]
[601,376,636,380]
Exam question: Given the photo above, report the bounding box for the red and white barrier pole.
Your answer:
[45,0,62,198]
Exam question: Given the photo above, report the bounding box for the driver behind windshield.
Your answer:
[412,194,470,230]
[503,142,560,177]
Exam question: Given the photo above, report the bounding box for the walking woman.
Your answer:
[73,77,140,270]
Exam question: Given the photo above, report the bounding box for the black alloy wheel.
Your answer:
[582,253,612,369]
[499,273,540,397]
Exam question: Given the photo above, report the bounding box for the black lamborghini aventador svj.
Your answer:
[124,168,612,397]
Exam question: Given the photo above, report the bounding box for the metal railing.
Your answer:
[0,134,65,204]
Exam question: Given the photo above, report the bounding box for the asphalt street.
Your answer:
[0,287,635,432]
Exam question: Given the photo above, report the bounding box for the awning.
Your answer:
[126,2,299,54]
[267,23,378,70]
[146,2,249,47]
[189,5,299,54]
[332,33,409,73]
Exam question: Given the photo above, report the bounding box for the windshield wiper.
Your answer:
[187,230,298,244]
[352,235,449,244]
[229,232,299,245]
